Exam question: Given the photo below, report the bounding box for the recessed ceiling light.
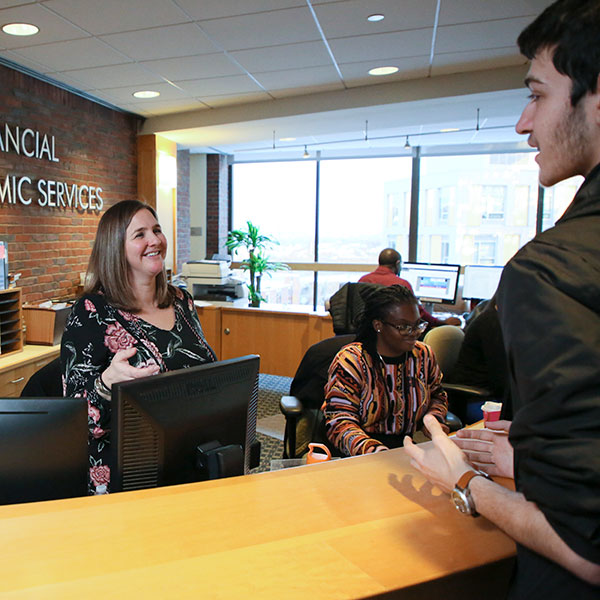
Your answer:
[133,90,160,99]
[368,66,398,76]
[367,14,385,22]
[2,22,39,36]
[279,137,296,142]
[440,128,460,133]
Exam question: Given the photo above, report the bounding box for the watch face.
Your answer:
[451,489,470,514]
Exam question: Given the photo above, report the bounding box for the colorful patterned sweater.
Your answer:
[323,341,448,456]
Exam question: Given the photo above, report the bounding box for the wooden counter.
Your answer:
[0,344,60,397]
[196,303,334,376]
[0,444,515,599]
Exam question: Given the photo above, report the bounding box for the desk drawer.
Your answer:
[0,356,59,397]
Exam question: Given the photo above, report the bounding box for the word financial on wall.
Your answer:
[0,123,103,211]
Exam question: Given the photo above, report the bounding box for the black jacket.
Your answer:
[497,163,600,598]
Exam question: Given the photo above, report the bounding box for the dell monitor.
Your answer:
[110,355,261,493]
[401,262,460,306]
[462,265,504,300]
[0,397,88,505]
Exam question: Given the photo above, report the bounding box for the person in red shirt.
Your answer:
[359,248,461,327]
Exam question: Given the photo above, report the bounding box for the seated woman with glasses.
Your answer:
[323,285,448,456]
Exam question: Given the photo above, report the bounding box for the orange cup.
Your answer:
[306,443,331,465]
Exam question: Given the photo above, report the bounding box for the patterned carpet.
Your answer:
[250,373,293,474]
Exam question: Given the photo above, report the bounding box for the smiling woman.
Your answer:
[60,200,216,495]
[322,284,449,456]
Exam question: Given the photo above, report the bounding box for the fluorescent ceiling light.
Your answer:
[367,14,385,22]
[368,66,398,76]
[279,137,296,142]
[133,90,160,99]
[2,23,39,36]
[440,128,460,132]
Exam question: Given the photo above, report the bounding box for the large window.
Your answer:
[417,153,539,266]
[231,148,581,308]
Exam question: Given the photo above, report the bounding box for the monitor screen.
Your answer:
[0,397,88,505]
[462,265,504,300]
[110,355,260,493]
[400,262,460,304]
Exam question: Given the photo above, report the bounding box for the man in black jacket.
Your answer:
[404,1,600,597]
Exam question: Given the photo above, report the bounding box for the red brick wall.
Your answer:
[0,64,141,303]
[206,154,229,258]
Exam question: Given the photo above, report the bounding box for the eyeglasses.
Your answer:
[382,320,428,335]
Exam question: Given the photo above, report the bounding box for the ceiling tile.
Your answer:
[43,71,95,91]
[43,0,191,35]
[438,0,554,25]
[140,53,244,81]
[435,17,535,54]
[314,0,438,38]
[254,65,342,90]
[100,23,220,61]
[330,29,433,64]
[175,0,305,21]
[12,37,131,70]
[97,81,192,103]
[0,3,88,48]
[431,48,527,77]
[199,91,272,108]
[340,56,429,86]
[0,48,54,73]
[59,63,165,88]
[174,75,263,96]
[198,6,320,51]
[231,41,332,73]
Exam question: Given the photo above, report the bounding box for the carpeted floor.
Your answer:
[250,373,292,474]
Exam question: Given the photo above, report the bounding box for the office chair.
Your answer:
[327,282,383,335]
[20,357,63,397]
[423,325,492,424]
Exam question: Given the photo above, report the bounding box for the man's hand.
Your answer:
[404,414,472,493]
[454,420,514,479]
[442,316,462,326]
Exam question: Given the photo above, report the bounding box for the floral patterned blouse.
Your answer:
[61,287,216,495]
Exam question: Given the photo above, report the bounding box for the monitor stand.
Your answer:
[196,441,244,480]
[422,301,435,315]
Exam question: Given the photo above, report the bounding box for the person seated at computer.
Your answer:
[322,285,448,456]
[448,295,511,422]
[61,200,216,495]
[359,248,461,329]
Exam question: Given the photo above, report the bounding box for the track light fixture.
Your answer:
[303,145,310,158]
[404,136,411,149]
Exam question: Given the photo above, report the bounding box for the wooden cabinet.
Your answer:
[196,304,334,377]
[0,288,23,359]
[0,345,60,397]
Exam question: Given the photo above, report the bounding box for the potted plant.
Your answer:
[226,221,289,307]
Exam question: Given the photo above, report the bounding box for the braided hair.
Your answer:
[355,284,419,361]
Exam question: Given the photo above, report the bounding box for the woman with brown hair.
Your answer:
[61,200,216,494]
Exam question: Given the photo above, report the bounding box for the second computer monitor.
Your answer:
[462,265,504,300]
[401,262,460,305]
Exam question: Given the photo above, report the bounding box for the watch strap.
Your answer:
[454,469,492,517]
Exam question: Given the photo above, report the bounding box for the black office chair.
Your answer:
[20,357,63,397]
[423,325,492,424]
[327,282,383,335]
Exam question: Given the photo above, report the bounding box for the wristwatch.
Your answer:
[451,469,492,517]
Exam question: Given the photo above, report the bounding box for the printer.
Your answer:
[182,260,246,303]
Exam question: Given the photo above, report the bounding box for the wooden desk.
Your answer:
[0,344,60,397]
[0,445,515,599]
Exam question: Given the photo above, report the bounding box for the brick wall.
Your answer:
[176,149,190,272]
[206,154,229,258]
[0,64,141,304]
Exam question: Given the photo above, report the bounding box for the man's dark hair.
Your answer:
[518,0,600,106]
[378,248,401,267]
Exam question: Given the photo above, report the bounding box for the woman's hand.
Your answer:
[453,420,514,479]
[100,347,160,388]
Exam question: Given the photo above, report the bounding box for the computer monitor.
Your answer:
[462,265,504,300]
[400,262,460,305]
[0,397,88,505]
[110,355,261,493]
